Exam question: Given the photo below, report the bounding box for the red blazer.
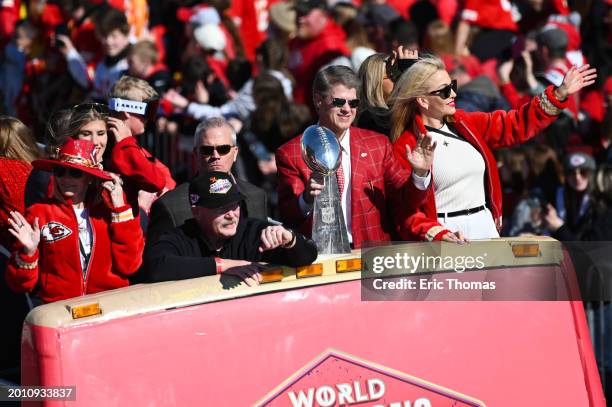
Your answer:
[276,126,428,248]
[393,86,568,241]
[5,197,144,303]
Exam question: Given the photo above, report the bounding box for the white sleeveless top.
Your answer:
[427,123,487,212]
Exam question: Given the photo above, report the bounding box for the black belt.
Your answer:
[437,205,486,218]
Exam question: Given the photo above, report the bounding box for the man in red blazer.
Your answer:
[276,65,434,249]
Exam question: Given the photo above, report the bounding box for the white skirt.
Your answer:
[437,207,499,240]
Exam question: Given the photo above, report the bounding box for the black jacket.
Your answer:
[142,217,318,282]
[356,107,391,136]
[146,178,268,244]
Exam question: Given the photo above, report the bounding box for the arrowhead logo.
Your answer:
[255,350,485,407]
[41,221,73,243]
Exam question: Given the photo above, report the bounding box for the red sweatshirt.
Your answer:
[6,197,144,303]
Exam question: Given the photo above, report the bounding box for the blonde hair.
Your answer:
[109,75,159,102]
[358,53,389,111]
[46,107,108,151]
[388,55,446,141]
[0,116,40,162]
[129,40,159,65]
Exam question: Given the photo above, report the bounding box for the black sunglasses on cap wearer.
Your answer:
[197,145,234,156]
[429,80,458,99]
[331,98,360,108]
[53,167,85,179]
[567,168,591,177]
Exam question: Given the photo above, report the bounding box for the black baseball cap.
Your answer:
[188,171,246,209]
[293,0,327,15]
[564,152,596,172]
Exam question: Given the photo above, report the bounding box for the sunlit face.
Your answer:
[54,168,92,203]
[567,168,590,192]
[77,120,107,162]
[382,74,394,101]
[420,70,457,120]
[126,113,146,136]
[528,0,544,11]
[296,9,327,39]
[128,54,150,78]
[194,125,238,173]
[99,29,130,58]
[15,26,33,53]
[193,202,241,240]
[315,84,357,138]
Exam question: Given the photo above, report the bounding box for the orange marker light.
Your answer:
[296,264,323,278]
[260,267,284,283]
[71,303,102,319]
[336,259,361,273]
[512,244,540,258]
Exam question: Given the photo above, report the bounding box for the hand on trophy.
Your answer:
[406,132,436,177]
[303,172,325,204]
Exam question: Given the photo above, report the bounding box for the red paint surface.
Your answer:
[22,265,604,406]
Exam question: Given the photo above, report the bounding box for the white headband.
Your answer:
[108,98,147,115]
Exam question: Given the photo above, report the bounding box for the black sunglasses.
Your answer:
[429,80,458,99]
[73,102,111,116]
[198,145,234,156]
[567,168,590,177]
[53,166,85,179]
[331,98,360,108]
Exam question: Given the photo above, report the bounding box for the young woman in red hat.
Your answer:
[5,139,144,304]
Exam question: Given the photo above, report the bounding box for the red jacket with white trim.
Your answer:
[392,86,568,241]
[5,196,144,303]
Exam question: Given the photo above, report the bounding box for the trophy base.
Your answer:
[312,174,351,255]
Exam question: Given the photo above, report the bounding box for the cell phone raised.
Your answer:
[54,24,69,47]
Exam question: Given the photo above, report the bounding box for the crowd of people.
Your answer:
[0,0,611,389]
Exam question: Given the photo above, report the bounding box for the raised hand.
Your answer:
[407,132,436,177]
[7,211,40,256]
[555,64,597,100]
[55,34,76,55]
[396,45,418,60]
[163,89,189,109]
[106,116,132,143]
[101,172,125,208]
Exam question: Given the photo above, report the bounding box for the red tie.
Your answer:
[337,152,345,198]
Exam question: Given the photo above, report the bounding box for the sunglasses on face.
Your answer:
[567,168,590,177]
[53,166,85,179]
[197,145,234,156]
[429,80,458,99]
[330,98,360,108]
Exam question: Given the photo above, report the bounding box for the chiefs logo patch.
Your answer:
[41,222,73,243]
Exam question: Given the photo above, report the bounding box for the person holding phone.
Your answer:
[389,55,597,242]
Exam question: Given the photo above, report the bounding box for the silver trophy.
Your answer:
[301,125,351,254]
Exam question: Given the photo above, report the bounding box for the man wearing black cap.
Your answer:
[142,171,317,285]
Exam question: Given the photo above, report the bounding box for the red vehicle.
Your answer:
[16,238,605,406]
